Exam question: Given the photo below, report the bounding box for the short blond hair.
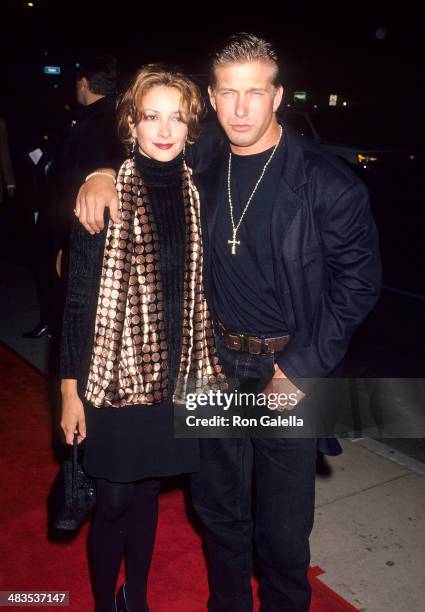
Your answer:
[210,33,281,89]
[117,64,205,152]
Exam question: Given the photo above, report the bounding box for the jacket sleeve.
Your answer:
[277,181,382,385]
[60,218,106,380]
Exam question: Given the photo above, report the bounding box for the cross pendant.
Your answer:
[228,234,240,255]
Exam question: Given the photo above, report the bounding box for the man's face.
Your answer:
[209,61,283,151]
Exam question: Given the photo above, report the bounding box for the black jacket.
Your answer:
[194,125,382,383]
[50,95,124,248]
[57,96,123,194]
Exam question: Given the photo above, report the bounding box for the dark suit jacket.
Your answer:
[194,125,382,384]
[48,95,124,250]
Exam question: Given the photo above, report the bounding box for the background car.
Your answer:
[281,107,418,174]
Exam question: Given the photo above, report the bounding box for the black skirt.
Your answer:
[82,400,199,483]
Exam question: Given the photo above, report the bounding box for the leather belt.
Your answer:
[218,324,290,356]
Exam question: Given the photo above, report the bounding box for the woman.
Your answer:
[60,65,225,612]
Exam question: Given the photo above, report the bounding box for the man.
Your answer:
[74,34,381,611]
[23,54,124,339]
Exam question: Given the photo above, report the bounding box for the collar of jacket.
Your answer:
[196,123,307,192]
[279,124,308,191]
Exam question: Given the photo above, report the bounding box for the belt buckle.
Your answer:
[248,336,263,355]
[227,333,242,351]
[263,337,273,354]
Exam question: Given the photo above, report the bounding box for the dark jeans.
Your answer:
[190,336,317,612]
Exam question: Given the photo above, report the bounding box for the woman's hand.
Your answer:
[60,379,86,445]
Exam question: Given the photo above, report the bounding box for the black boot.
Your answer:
[115,584,129,612]
[115,583,149,612]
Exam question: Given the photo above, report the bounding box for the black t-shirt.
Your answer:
[211,137,287,336]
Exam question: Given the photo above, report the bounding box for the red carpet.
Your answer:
[0,343,359,611]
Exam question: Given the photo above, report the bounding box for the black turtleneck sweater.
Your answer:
[134,150,186,389]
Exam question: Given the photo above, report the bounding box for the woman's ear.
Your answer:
[128,115,136,139]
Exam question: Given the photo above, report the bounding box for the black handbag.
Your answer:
[52,433,96,530]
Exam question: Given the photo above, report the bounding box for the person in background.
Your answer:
[0,115,16,287]
[23,54,124,339]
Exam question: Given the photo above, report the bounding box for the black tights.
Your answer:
[89,477,161,612]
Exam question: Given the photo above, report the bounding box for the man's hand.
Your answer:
[75,169,120,235]
[7,185,16,197]
[263,364,305,412]
[273,363,287,379]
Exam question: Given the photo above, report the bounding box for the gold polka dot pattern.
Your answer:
[85,158,226,408]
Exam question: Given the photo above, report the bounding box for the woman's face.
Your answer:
[129,85,189,162]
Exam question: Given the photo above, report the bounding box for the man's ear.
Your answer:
[80,76,90,91]
[273,85,284,112]
[208,86,217,112]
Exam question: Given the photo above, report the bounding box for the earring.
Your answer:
[131,140,137,156]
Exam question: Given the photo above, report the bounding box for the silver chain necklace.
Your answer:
[227,125,283,255]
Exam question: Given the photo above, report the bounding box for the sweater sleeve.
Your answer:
[60,218,106,380]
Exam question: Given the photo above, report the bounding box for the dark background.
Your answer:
[1,1,424,145]
[1,0,424,290]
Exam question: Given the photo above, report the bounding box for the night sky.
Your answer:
[1,1,424,147]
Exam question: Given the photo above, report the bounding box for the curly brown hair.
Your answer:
[117,64,205,152]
